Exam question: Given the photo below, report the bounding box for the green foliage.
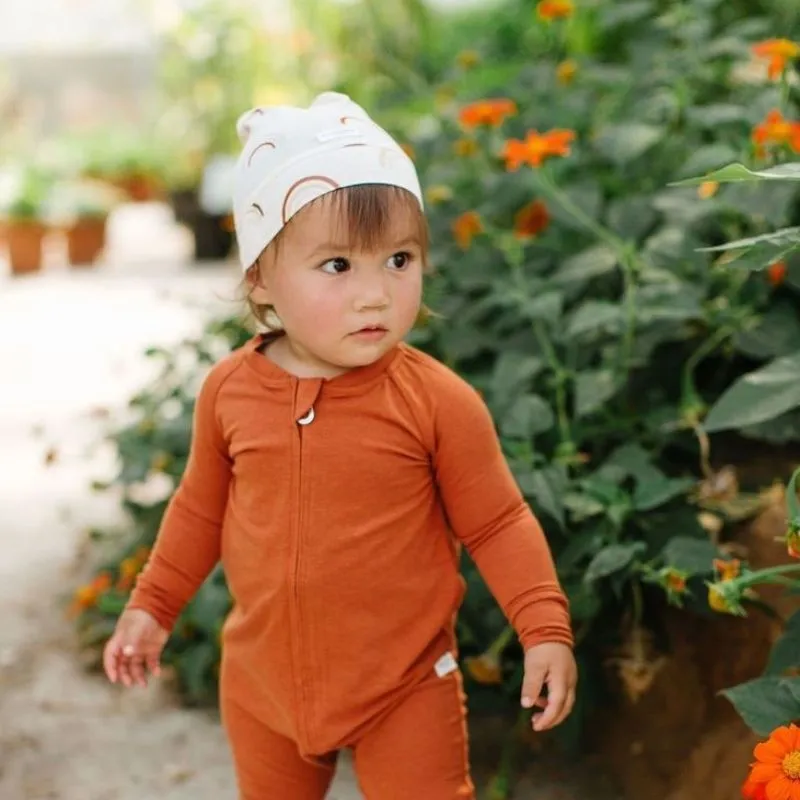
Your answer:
[72,0,800,774]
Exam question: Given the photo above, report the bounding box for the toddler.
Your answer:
[103,91,576,800]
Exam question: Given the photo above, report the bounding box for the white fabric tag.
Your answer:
[434,652,458,678]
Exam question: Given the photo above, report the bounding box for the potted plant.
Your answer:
[1,168,50,275]
[48,179,121,267]
[77,130,165,203]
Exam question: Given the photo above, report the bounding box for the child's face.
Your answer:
[250,195,424,374]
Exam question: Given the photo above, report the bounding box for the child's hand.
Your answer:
[103,608,168,688]
[520,642,577,731]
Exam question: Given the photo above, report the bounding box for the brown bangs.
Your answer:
[287,183,429,257]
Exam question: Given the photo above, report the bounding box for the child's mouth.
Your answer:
[352,325,388,340]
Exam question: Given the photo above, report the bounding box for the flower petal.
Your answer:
[755,731,792,763]
[750,764,781,783]
[765,776,795,800]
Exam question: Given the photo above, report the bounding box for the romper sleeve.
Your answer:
[431,374,573,651]
[125,362,233,632]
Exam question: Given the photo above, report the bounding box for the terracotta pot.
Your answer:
[66,217,107,266]
[6,220,46,275]
[114,174,162,202]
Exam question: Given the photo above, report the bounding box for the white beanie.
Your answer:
[232,91,424,271]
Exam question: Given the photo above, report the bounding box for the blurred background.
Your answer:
[2,1,800,799]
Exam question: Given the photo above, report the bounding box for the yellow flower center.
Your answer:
[783,750,800,779]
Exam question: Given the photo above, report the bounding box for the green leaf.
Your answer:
[598,0,654,29]
[566,301,623,339]
[584,542,646,583]
[672,162,800,187]
[677,144,740,180]
[563,491,605,521]
[686,104,751,129]
[636,283,704,323]
[594,123,664,165]
[601,443,652,476]
[765,610,800,676]
[520,290,564,326]
[633,475,694,511]
[660,536,718,574]
[698,226,800,256]
[721,676,800,736]
[606,196,657,242]
[704,351,800,433]
[554,245,618,284]
[519,465,567,528]
[575,369,619,417]
[490,352,544,401]
[500,394,555,439]
[557,527,606,572]
[735,303,800,360]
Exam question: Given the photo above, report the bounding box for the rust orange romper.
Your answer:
[128,334,573,799]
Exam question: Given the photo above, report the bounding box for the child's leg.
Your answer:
[353,669,476,799]
[221,695,338,800]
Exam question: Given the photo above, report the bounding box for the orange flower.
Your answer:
[464,653,503,684]
[503,129,575,170]
[698,181,719,199]
[787,527,800,559]
[452,211,483,249]
[707,585,732,613]
[748,724,800,799]
[536,0,574,21]
[70,571,112,615]
[514,200,550,239]
[768,260,788,286]
[400,143,416,160]
[556,59,578,84]
[713,558,741,581]
[459,98,517,129]
[752,109,800,155]
[752,39,800,80]
[741,773,768,800]
[664,570,687,595]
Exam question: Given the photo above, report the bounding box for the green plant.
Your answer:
[149,0,274,187]
[0,166,51,222]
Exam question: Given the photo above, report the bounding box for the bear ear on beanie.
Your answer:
[236,107,268,145]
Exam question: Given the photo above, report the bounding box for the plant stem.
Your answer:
[488,624,516,657]
[681,325,734,416]
[786,467,800,521]
[532,321,572,446]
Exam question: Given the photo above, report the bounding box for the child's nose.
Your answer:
[354,273,390,310]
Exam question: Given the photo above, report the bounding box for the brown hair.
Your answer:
[244,184,431,329]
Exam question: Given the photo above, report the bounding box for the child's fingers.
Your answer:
[520,662,547,709]
[103,637,121,683]
[146,651,162,677]
[124,645,148,687]
[532,676,568,731]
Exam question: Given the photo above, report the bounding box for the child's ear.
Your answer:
[246,262,271,305]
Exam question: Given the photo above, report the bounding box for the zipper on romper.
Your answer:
[291,380,321,750]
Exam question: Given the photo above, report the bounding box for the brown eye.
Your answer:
[387,252,411,270]
[320,257,350,274]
